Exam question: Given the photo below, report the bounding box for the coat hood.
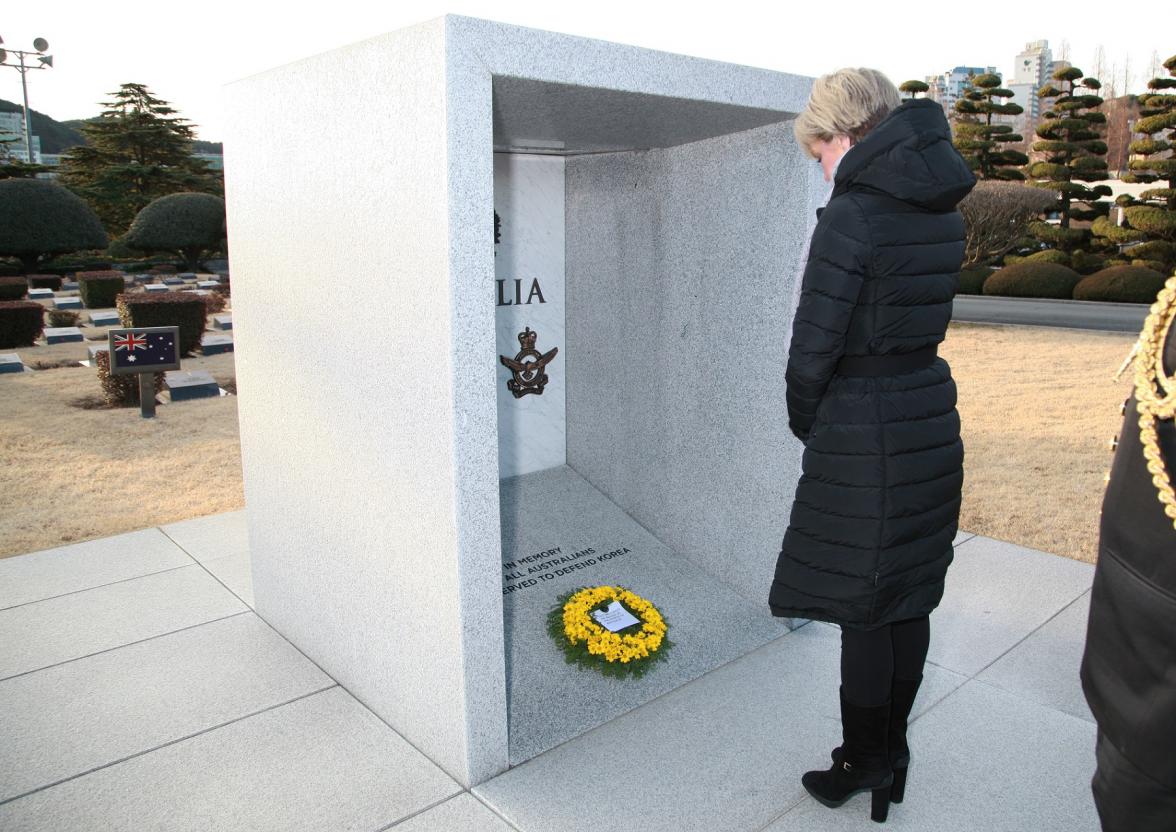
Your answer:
[831,98,976,212]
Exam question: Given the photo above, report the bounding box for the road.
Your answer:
[952,295,1149,333]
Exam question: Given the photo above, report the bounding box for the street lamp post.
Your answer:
[0,36,54,164]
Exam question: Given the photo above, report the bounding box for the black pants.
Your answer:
[839,616,930,706]
[1092,729,1176,832]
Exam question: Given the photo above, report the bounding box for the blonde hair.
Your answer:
[793,68,901,158]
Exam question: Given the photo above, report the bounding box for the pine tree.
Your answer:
[58,83,221,235]
[1023,67,1112,261]
[952,73,1028,181]
[1094,52,1176,273]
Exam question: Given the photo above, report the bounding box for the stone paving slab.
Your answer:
[765,679,1099,831]
[0,529,193,611]
[929,535,1094,677]
[201,552,254,608]
[161,511,249,564]
[978,590,1094,723]
[475,622,965,832]
[394,793,515,832]
[0,687,461,831]
[0,614,332,802]
[0,566,247,680]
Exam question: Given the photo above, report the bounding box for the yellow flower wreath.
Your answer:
[561,585,668,664]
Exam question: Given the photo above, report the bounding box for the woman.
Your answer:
[768,68,976,823]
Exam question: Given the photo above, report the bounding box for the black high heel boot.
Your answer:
[803,689,894,823]
[832,675,923,804]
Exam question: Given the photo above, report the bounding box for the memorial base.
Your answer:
[500,465,786,764]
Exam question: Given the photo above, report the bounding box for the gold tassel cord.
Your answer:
[1131,275,1176,531]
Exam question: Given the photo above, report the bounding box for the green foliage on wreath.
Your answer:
[545,586,674,680]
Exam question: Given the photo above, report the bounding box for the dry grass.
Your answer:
[0,298,243,560]
[941,322,1136,563]
[0,317,1138,563]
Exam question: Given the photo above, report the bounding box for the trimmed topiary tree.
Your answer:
[1073,265,1167,303]
[117,291,207,356]
[0,301,46,348]
[953,72,1028,180]
[899,80,929,100]
[1025,67,1112,261]
[0,276,28,301]
[1095,53,1176,275]
[77,271,128,308]
[123,192,226,271]
[957,268,992,294]
[983,261,1083,298]
[0,180,109,274]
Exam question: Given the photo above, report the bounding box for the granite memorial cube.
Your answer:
[212,314,232,330]
[225,14,822,786]
[28,288,53,301]
[164,369,220,401]
[44,327,84,344]
[52,296,82,310]
[0,353,23,374]
[88,310,122,327]
[144,284,169,293]
[200,334,234,355]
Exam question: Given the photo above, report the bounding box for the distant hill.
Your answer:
[0,99,84,153]
[0,100,222,156]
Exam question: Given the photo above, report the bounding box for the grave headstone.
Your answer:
[197,280,221,289]
[212,314,233,330]
[178,272,198,280]
[44,327,85,344]
[133,274,152,285]
[53,296,83,310]
[163,276,186,286]
[62,280,80,291]
[164,369,220,401]
[28,288,53,302]
[200,334,234,355]
[0,353,24,374]
[88,344,109,360]
[89,310,121,327]
[144,284,169,293]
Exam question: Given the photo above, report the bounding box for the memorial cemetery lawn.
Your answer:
[0,321,1135,564]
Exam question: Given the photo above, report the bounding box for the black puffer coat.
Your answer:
[769,98,976,629]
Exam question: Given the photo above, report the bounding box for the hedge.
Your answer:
[78,271,127,308]
[27,274,63,291]
[1073,266,1167,304]
[0,301,45,348]
[117,292,206,356]
[95,348,164,407]
[957,268,991,295]
[983,262,1083,299]
[0,276,29,301]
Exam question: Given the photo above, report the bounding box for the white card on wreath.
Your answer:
[592,601,640,632]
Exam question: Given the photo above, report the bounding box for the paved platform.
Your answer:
[0,512,1100,831]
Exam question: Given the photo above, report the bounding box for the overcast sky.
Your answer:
[2,1,1171,143]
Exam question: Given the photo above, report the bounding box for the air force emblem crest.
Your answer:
[499,326,558,398]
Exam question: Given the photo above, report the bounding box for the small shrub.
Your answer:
[78,271,127,308]
[1073,265,1167,304]
[95,348,164,407]
[117,292,206,356]
[192,291,227,315]
[148,264,177,274]
[47,308,81,327]
[1070,250,1106,275]
[1025,249,1071,265]
[957,268,991,294]
[983,262,1083,299]
[0,276,28,301]
[27,274,63,290]
[1131,259,1168,273]
[0,301,45,347]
